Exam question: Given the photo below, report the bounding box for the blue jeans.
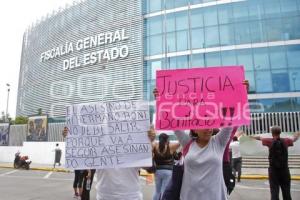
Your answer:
[153,169,172,200]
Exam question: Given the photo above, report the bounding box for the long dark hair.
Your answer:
[158,133,169,153]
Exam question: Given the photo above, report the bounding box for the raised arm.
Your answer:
[250,135,262,141]
[293,132,300,142]
[174,130,191,148]
[214,127,234,149]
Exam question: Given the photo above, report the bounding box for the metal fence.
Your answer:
[6,112,300,145]
[242,112,300,135]
[8,123,65,146]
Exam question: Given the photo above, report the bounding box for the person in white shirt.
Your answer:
[229,136,242,182]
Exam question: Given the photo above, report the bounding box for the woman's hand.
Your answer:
[86,170,92,179]
[153,88,159,99]
[243,80,249,93]
[148,127,156,142]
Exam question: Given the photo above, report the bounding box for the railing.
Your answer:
[242,112,300,135]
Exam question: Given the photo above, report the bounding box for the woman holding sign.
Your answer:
[153,80,248,200]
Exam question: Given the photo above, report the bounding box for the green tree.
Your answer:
[15,116,28,124]
[37,108,42,115]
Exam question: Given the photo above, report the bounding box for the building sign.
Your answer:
[40,29,130,71]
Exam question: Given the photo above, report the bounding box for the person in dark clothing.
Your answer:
[53,143,62,168]
[81,169,96,200]
[151,132,180,200]
[251,126,300,200]
[73,170,84,198]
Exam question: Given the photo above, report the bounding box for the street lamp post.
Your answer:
[6,83,10,122]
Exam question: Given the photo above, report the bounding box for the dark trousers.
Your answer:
[73,170,84,188]
[268,167,292,200]
[223,162,235,195]
[81,169,96,200]
[232,157,242,181]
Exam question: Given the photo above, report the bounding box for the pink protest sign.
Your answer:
[155,66,250,130]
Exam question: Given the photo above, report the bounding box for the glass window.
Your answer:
[269,47,287,69]
[287,45,300,68]
[264,0,281,18]
[219,24,235,46]
[147,16,162,35]
[235,22,251,44]
[166,14,175,32]
[280,0,298,17]
[245,71,256,92]
[150,60,162,79]
[256,71,273,92]
[253,48,270,70]
[203,7,218,26]
[150,34,163,55]
[205,26,220,47]
[272,98,294,112]
[264,19,283,42]
[177,30,189,51]
[250,21,267,43]
[282,16,300,40]
[218,4,234,24]
[149,0,162,13]
[289,69,300,91]
[272,70,290,92]
[175,0,188,8]
[237,49,254,71]
[221,50,237,66]
[168,57,177,69]
[176,55,189,69]
[190,0,202,5]
[176,11,189,31]
[191,9,204,28]
[233,2,249,22]
[191,28,205,49]
[144,37,150,56]
[191,54,205,68]
[248,0,264,20]
[206,52,221,67]
[165,0,174,9]
[166,32,176,52]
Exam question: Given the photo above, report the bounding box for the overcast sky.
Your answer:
[0,0,75,118]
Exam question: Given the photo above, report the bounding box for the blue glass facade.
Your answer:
[143,0,300,112]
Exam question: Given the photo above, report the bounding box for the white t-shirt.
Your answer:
[175,127,233,200]
[96,168,142,200]
[230,141,241,159]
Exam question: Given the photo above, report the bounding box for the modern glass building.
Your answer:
[17,0,300,118]
[143,0,300,113]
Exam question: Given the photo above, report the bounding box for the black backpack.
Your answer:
[269,139,288,169]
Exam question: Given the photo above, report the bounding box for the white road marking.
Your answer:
[0,170,18,176]
[43,171,53,179]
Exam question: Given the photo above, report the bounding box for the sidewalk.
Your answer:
[0,162,299,180]
[0,162,70,173]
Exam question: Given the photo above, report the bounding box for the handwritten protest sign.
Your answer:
[156,66,250,130]
[65,100,152,169]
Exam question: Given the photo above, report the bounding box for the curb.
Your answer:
[0,165,70,173]
[241,175,300,181]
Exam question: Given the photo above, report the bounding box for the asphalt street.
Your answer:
[0,168,299,200]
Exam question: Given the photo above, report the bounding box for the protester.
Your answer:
[230,136,242,182]
[63,127,156,200]
[251,127,300,200]
[153,79,248,200]
[73,170,84,199]
[81,169,96,200]
[152,133,180,200]
[53,143,62,168]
